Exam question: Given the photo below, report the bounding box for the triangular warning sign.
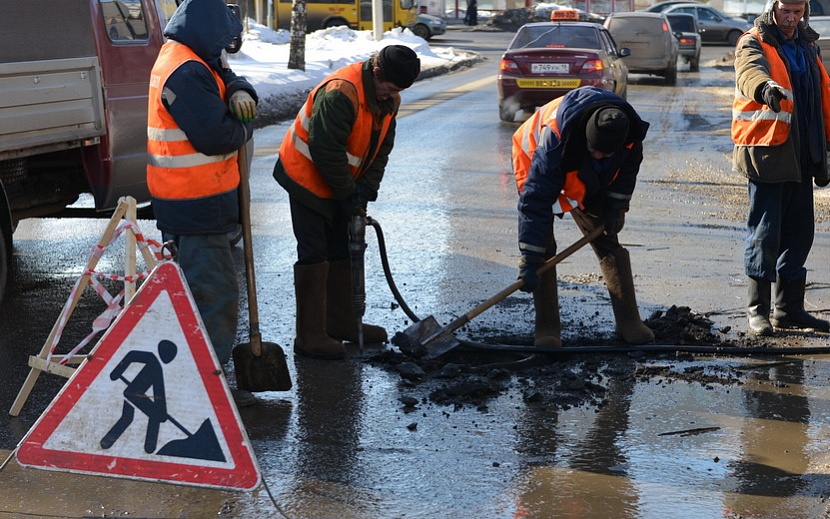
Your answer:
[17,261,261,491]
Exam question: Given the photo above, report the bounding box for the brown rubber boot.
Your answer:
[326,259,388,343]
[533,266,562,347]
[599,248,655,345]
[294,262,346,359]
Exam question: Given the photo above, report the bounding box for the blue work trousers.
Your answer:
[164,233,239,365]
[744,179,814,283]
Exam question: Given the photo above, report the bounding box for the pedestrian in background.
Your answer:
[274,45,421,360]
[733,0,830,336]
[513,86,654,348]
[146,0,259,405]
[465,0,478,26]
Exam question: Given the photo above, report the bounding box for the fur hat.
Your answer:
[585,107,629,154]
[378,45,421,89]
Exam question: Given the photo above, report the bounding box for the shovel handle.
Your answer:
[422,226,604,345]
[237,144,263,357]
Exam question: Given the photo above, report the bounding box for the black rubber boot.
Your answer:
[532,266,562,348]
[747,276,773,336]
[771,276,830,332]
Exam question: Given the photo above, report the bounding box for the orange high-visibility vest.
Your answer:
[732,30,830,146]
[278,63,395,199]
[512,100,630,214]
[147,41,239,199]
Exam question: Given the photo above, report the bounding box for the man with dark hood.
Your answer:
[274,45,420,360]
[513,86,654,348]
[146,0,259,405]
[733,0,830,336]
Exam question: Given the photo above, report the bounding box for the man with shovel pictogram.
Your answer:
[100,340,177,454]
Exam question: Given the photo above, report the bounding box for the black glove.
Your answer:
[518,254,544,293]
[338,182,372,220]
[604,208,626,236]
[762,81,787,113]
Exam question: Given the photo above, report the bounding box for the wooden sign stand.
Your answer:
[9,196,158,417]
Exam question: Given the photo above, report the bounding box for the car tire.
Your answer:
[411,23,431,40]
[727,30,742,46]
[690,56,700,72]
[498,101,515,122]
[665,62,678,86]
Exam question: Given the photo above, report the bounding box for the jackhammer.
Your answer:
[348,212,367,350]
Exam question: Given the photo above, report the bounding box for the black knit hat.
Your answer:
[585,107,629,154]
[378,45,421,89]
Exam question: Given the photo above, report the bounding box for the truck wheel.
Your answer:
[323,18,349,28]
[0,223,8,303]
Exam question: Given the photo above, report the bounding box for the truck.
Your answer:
[0,0,182,302]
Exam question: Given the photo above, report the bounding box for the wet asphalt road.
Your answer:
[5,32,830,519]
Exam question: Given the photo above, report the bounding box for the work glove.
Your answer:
[761,80,787,113]
[229,91,257,123]
[604,208,626,236]
[518,254,544,293]
[338,182,371,220]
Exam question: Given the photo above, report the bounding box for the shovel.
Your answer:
[399,226,604,359]
[232,144,292,392]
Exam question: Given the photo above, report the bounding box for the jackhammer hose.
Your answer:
[366,217,422,324]
[366,217,830,357]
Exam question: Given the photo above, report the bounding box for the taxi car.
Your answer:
[497,10,630,122]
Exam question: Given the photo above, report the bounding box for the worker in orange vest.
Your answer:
[147,0,258,406]
[274,45,421,360]
[513,87,653,348]
[733,0,830,336]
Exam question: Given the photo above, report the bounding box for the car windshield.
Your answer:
[667,14,695,32]
[510,25,600,50]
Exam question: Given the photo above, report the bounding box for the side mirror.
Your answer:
[226,4,243,54]
[619,47,631,58]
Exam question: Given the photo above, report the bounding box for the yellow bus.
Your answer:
[273,0,417,32]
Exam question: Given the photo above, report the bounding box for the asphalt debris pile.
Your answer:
[374,304,751,412]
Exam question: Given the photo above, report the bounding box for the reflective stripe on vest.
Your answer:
[146,41,239,199]
[278,63,395,199]
[732,31,796,146]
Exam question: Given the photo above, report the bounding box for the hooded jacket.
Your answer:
[516,87,649,257]
[148,0,258,235]
[732,2,830,184]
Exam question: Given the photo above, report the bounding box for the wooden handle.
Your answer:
[423,226,604,345]
[237,144,262,357]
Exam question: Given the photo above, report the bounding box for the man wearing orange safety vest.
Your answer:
[733,0,830,336]
[513,87,653,347]
[274,45,421,360]
[147,0,259,405]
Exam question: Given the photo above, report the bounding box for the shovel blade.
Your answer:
[398,316,461,358]
[233,341,292,392]
[157,418,226,462]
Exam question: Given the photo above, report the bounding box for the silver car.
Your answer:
[605,12,680,85]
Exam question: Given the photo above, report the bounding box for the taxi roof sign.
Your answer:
[551,9,579,21]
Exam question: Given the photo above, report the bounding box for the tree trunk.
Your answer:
[288,0,307,71]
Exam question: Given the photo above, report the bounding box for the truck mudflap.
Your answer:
[0,57,106,162]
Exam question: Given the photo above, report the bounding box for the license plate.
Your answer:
[516,78,581,89]
[531,63,569,74]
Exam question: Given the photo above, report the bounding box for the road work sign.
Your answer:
[16,261,261,491]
